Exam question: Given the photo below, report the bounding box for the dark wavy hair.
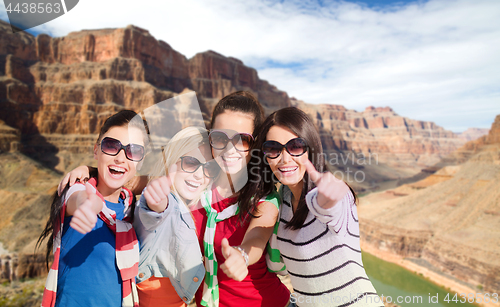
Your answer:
[210,91,264,135]
[210,91,266,221]
[239,107,357,230]
[36,110,149,268]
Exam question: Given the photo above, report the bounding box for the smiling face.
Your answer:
[211,110,254,175]
[94,125,145,200]
[168,144,212,204]
[265,125,309,190]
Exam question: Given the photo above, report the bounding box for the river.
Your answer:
[363,252,478,307]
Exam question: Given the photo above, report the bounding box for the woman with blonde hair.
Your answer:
[134,126,219,307]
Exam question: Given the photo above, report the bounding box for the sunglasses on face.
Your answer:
[209,130,254,152]
[100,137,145,162]
[262,138,308,159]
[179,156,219,178]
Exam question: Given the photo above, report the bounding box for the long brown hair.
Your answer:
[210,91,264,135]
[240,107,357,229]
[210,91,265,221]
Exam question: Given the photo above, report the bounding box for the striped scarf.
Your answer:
[41,178,140,307]
[199,188,282,307]
[266,187,287,275]
[200,188,240,307]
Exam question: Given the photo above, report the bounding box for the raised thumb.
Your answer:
[85,182,95,198]
[221,238,232,259]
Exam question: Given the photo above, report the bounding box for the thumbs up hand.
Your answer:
[220,238,249,282]
[304,160,350,209]
[143,176,172,213]
[70,182,103,234]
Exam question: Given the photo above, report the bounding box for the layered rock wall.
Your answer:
[359,115,500,294]
[0,19,463,170]
[0,253,46,283]
[293,100,465,168]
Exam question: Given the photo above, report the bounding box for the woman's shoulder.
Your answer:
[258,188,280,210]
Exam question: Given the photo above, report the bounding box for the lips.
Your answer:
[108,165,127,178]
[185,180,202,191]
[278,166,298,177]
[220,155,241,167]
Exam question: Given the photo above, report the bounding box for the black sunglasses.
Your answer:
[100,137,145,162]
[262,138,308,159]
[180,156,219,178]
[209,130,254,152]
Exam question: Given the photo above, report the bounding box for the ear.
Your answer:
[93,143,98,160]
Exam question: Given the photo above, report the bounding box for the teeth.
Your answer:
[280,167,297,172]
[222,156,239,162]
[186,180,201,188]
[109,166,125,173]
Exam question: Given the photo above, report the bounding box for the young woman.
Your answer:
[38,110,149,307]
[191,91,290,307]
[133,126,218,307]
[230,107,382,307]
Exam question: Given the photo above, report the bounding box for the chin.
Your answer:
[178,190,197,202]
[275,176,301,187]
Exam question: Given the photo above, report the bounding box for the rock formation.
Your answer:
[359,115,500,294]
[0,253,46,283]
[293,100,465,171]
[456,127,490,142]
[1,19,465,173]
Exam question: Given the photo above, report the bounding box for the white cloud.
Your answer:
[1,0,499,132]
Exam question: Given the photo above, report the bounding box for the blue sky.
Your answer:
[1,0,499,132]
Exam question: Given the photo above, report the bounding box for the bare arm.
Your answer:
[220,201,278,281]
[57,165,91,196]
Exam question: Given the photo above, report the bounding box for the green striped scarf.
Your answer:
[200,188,283,307]
[265,187,287,275]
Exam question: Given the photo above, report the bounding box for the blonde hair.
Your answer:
[149,126,210,205]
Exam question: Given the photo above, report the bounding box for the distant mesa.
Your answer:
[359,115,500,295]
[455,127,490,142]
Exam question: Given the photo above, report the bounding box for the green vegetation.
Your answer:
[0,278,44,307]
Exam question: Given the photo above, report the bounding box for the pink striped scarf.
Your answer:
[41,178,140,307]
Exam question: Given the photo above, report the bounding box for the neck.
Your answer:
[215,168,247,199]
[96,178,121,203]
[287,180,304,214]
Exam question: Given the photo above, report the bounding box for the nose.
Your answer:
[193,165,204,179]
[223,141,237,154]
[279,149,292,163]
[114,148,127,163]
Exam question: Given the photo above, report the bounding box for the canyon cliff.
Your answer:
[359,115,500,295]
[1,20,465,176]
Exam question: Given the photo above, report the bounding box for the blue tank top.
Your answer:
[55,198,125,307]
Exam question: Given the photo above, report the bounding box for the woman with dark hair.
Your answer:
[225,107,382,307]
[190,91,290,307]
[38,110,149,307]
